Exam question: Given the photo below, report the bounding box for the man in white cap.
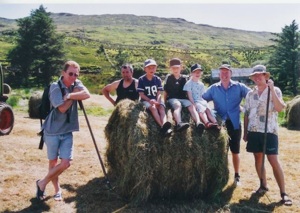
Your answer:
[243,65,292,206]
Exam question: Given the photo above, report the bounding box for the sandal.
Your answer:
[255,185,269,194]
[36,180,45,201]
[281,193,292,206]
[205,122,221,131]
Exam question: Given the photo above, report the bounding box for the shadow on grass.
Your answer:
[63,177,128,213]
[3,197,51,213]
[223,186,280,212]
[3,179,282,213]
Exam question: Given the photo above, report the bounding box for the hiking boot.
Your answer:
[160,121,172,136]
[234,176,241,187]
[197,123,205,136]
[176,122,189,132]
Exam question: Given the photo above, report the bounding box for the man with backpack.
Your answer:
[36,60,90,201]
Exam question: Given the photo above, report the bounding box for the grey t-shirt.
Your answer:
[42,78,86,135]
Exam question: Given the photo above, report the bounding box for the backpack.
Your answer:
[38,80,64,149]
[39,80,64,120]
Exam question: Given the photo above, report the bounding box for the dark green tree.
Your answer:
[269,20,300,95]
[7,5,65,87]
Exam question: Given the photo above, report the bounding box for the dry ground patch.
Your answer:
[0,95,299,212]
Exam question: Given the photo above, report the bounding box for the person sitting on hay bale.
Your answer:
[137,59,172,136]
[164,58,205,134]
[102,63,139,106]
[184,63,220,131]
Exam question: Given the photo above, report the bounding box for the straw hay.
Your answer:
[105,99,229,204]
[285,95,300,130]
[28,92,42,118]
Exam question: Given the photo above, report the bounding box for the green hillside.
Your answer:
[0,13,275,92]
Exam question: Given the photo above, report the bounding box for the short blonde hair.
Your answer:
[63,60,80,72]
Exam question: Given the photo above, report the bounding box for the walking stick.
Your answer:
[78,100,113,190]
[260,82,271,189]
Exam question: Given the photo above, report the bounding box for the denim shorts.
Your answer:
[167,98,192,109]
[246,132,278,155]
[44,132,73,160]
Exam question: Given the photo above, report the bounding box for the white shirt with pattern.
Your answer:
[244,86,283,135]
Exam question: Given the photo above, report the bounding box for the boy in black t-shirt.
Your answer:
[164,58,204,133]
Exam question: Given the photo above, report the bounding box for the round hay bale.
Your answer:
[285,95,300,130]
[105,99,229,203]
[28,92,42,118]
[3,83,12,94]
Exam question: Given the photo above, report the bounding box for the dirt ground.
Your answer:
[1,94,300,212]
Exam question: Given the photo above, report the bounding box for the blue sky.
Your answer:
[0,1,299,32]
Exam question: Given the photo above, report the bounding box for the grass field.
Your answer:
[0,94,299,212]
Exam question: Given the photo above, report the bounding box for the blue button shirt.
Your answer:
[202,80,250,130]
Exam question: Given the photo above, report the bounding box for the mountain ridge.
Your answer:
[0,13,274,49]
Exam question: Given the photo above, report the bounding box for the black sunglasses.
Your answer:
[68,72,79,77]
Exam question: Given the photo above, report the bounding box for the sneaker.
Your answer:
[53,191,63,201]
[160,121,172,135]
[197,123,205,136]
[164,128,173,137]
[176,122,190,132]
[234,176,241,186]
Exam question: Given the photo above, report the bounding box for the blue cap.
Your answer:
[191,63,202,72]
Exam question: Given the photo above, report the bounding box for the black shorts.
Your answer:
[225,119,241,154]
[246,132,278,155]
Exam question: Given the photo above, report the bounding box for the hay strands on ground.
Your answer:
[78,100,113,190]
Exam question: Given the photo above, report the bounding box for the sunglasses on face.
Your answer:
[68,72,79,77]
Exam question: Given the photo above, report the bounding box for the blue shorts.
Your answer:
[167,98,192,109]
[44,132,73,160]
[246,132,278,155]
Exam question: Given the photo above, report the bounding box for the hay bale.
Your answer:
[105,99,229,203]
[285,95,300,130]
[28,92,42,118]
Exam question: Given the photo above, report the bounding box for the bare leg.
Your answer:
[187,105,200,124]
[49,159,61,194]
[148,105,163,126]
[38,159,71,191]
[198,112,209,124]
[267,154,285,193]
[172,104,182,124]
[158,105,167,124]
[232,153,240,177]
[254,153,267,187]
[206,108,217,123]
